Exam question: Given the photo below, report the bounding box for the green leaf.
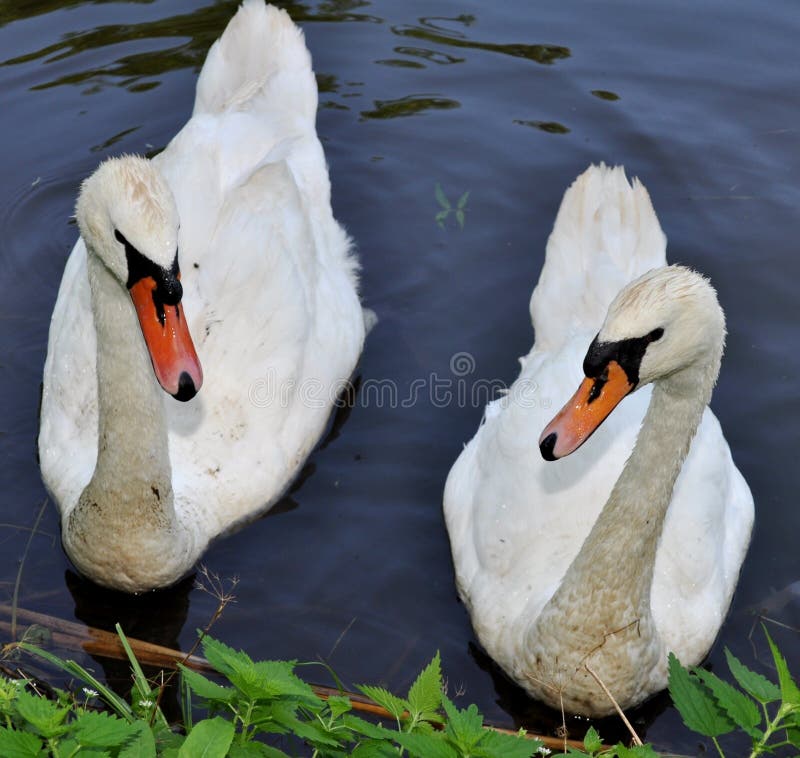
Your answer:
[478,728,541,757]
[229,743,291,757]
[693,667,762,738]
[342,714,392,741]
[327,695,352,718]
[764,628,800,706]
[14,688,69,738]
[74,709,134,747]
[179,667,236,704]
[786,724,800,747]
[394,730,458,758]
[583,725,603,753]
[407,652,442,719]
[118,721,157,758]
[614,745,660,758]
[19,644,133,721]
[435,183,451,210]
[249,660,317,702]
[0,727,44,758]
[350,741,402,758]
[357,685,408,720]
[724,648,781,704]
[441,696,484,752]
[115,624,152,706]
[455,209,465,229]
[269,709,341,748]
[201,636,254,679]
[667,653,734,737]
[457,191,470,209]
[434,210,449,223]
[178,717,234,758]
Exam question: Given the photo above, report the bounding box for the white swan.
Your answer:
[38,1,364,593]
[443,165,753,716]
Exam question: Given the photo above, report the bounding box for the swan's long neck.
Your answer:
[526,348,721,710]
[88,253,172,489]
[62,251,192,592]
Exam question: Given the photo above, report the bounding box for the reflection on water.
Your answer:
[392,19,570,66]
[0,0,380,94]
[361,94,460,121]
[513,119,570,134]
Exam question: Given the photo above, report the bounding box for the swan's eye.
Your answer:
[587,367,609,404]
[114,229,128,246]
[647,327,664,343]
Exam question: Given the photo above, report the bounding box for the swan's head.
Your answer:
[76,156,202,401]
[539,265,725,460]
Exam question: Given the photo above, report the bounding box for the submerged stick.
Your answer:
[0,603,586,750]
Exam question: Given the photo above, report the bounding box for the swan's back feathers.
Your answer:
[194,1,316,122]
[530,164,667,352]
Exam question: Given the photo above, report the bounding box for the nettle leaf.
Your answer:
[73,709,135,748]
[202,636,254,678]
[249,661,318,702]
[14,688,69,738]
[350,740,402,758]
[667,653,734,737]
[435,183,451,210]
[357,685,408,720]
[478,728,540,757]
[178,717,234,758]
[725,648,780,704]
[229,742,292,757]
[269,709,341,748]
[342,713,393,741]
[407,652,442,718]
[457,191,470,210]
[327,695,352,719]
[614,744,660,758]
[394,730,459,758]
[785,724,800,747]
[455,209,465,229]
[118,721,157,758]
[0,726,43,758]
[583,725,603,753]
[765,628,800,706]
[693,667,762,738]
[179,666,236,704]
[441,696,484,751]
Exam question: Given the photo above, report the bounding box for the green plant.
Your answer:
[8,631,538,757]
[668,627,800,757]
[434,184,469,230]
[5,624,799,757]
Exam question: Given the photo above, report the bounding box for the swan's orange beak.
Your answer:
[539,360,633,460]
[129,276,203,401]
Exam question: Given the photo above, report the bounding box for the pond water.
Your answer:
[2,0,799,753]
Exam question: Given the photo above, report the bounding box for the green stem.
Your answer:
[749,703,793,758]
[710,736,725,758]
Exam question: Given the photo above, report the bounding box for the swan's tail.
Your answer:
[530,164,667,352]
[193,0,316,123]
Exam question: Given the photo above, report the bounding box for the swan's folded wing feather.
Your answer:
[530,165,667,353]
[39,240,99,514]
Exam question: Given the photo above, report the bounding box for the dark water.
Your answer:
[2,0,799,753]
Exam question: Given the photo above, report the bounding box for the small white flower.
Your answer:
[82,688,98,697]
[537,749,551,756]
[139,699,154,708]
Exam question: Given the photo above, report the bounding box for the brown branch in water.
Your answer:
[0,603,587,750]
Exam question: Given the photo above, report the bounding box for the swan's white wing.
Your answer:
[39,240,98,512]
[530,165,667,353]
